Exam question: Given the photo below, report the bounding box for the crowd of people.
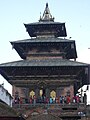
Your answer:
[13,94,82,105]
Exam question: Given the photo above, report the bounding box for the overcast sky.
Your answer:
[0,0,90,103]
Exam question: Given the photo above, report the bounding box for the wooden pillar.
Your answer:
[35,88,39,98]
[74,82,78,95]
[56,88,59,97]
[56,87,64,97]
[46,88,50,98]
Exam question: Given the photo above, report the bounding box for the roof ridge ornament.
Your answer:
[39,3,54,22]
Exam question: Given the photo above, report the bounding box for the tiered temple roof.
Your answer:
[10,38,77,59]
[24,3,67,38]
[0,58,89,88]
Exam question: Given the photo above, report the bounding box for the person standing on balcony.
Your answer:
[33,95,36,106]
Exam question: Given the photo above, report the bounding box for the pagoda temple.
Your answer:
[0,3,90,120]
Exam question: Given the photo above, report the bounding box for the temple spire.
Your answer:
[39,3,54,22]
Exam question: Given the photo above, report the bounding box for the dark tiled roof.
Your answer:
[26,114,62,120]
[0,58,88,67]
[10,38,77,60]
[24,22,67,37]
[0,102,17,116]
[11,38,75,44]
[25,21,64,25]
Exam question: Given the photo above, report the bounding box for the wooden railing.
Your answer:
[12,102,86,110]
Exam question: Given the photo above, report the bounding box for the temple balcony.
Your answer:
[12,103,86,115]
